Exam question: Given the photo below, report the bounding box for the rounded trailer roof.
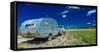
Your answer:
[20,18,57,32]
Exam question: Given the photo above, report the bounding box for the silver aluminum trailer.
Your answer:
[20,18,61,40]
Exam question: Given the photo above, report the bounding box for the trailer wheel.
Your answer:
[58,32,62,36]
[48,33,53,41]
[58,31,65,36]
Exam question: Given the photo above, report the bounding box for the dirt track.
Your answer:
[18,32,84,48]
[18,29,95,48]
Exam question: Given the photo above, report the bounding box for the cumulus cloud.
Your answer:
[61,10,69,14]
[87,9,96,16]
[62,15,67,18]
[87,22,91,24]
[66,6,80,9]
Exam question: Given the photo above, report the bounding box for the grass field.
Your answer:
[66,29,96,45]
[17,29,96,48]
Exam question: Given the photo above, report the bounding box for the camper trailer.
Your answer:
[20,18,64,40]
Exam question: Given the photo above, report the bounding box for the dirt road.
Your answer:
[18,29,96,48]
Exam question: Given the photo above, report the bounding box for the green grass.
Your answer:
[18,42,29,49]
[17,29,96,48]
[67,29,96,44]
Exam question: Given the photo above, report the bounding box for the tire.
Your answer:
[58,30,65,36]
[48,33,53,41]
[58,32,62,36]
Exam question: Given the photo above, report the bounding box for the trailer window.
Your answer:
[25,24,34,27]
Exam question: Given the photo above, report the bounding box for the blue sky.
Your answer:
[17,3,97,29]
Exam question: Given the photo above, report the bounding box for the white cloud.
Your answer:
[62,15,67,18]
[61,10,69,14]
[87,9,96,16]
[87,22,91,24]
[66,6,80,9]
